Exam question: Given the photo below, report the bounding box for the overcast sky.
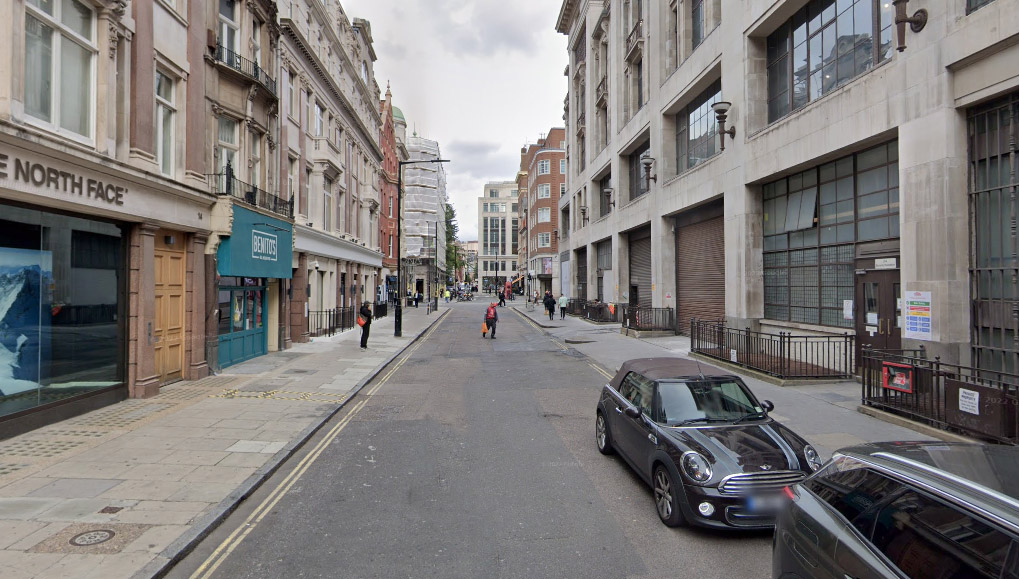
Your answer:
[343,0,568,241]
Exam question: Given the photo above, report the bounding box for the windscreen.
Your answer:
[657,381,762,425]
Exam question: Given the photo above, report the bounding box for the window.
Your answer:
[323,178,333,231]
[303,168,310,216]
[24,0,96,139]
[248,129,260,186]
[804,466,901,537]
[560,183,566,197]
[287,71,296,117]
[501,261,506,271]
[538,233,551,248]
[538,184,551,199]
[251,20,261,67]
[763,141,898,326]
[483,203,489,212]
[511,203,518,213]
[388,197,393,218]
[361,61,369,85]
[500,203,507,212]
[511,218,518,253]
[560,159,566,174]
[314,102,324,136]
[388,234,393,257]
[538,208,551,223]
[967,0,998,13]
[629,142,650,201]
[489,189,499,197]
[155,71,175,175]
[216,117,238,176]
[618,373,655,416]
[675,81,721,173]
[304,90,311,130]
[218,0,239,54]
[691,0,706,50]
[767,0,894,123]
[288,157,297,200]
[538,160,551,175]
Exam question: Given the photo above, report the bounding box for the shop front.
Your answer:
[216,205,293,369]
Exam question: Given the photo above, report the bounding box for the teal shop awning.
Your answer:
[218,205,293,279]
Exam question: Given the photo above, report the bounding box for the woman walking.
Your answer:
[359,301,372,350]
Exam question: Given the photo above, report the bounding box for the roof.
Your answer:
[608,357,730,391]
[392,106,405,122]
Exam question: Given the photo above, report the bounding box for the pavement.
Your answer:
[0,304,448,579]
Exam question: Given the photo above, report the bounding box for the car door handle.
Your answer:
[647,433,656,443]
[614,406,622,414]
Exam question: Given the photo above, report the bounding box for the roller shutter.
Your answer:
[629,232,652,306]
[676,216,725,334]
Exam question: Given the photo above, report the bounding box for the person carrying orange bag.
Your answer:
[483,302,498,338]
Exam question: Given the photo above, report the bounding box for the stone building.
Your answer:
[278,2,384,343]
[479,181,518,294]
[557,0,1019,369]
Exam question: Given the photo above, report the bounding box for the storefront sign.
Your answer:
[218,205,293,279]
[251,231,278,261]
[903,290,932,341]
[882,362,914,393]
[0,152,127,205]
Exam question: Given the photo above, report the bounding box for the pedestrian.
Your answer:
[498,290,506,307]
[484,301,498,339]
[359,301,372,350]
[543,292,556,321]
[444,289,451,303]
[414,291,421,307]
[558,293,569,320]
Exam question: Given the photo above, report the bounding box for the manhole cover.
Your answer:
[70,530,116,546]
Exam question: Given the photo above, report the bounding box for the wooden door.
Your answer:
[855,268,901,362]
[154,232,186,384]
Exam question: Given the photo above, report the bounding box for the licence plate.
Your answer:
[746,494,786,513]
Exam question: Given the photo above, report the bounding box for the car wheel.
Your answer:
[595,411,613,455]
[653,465,686,527]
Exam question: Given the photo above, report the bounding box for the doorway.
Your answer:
[855,267,901,364]
[154,231,186,384]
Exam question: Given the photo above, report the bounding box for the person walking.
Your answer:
[484,302,499,339]
[558,293,569,320]
[543,292,556,321]
[359,301,372,350]
[444,289,451,303]
[498,290,506,307]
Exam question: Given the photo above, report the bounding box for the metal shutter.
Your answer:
[629,236,652,306]
[676,216,725,334]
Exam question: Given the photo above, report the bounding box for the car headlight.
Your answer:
[803,444,824,472]
[682,452,712,483]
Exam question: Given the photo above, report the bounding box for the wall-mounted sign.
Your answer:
[882,362,914,393]
[903,290,932,341]
[875,258,897,270]
[843,300,853,320]
[958,388,980,415]
[0,151,127,205]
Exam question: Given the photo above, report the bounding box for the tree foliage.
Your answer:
[444,204,464,278]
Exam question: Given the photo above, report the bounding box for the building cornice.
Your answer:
[556,0,580,34]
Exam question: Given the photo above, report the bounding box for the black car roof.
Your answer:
[838,442,1019,516]
[609,357,732,391]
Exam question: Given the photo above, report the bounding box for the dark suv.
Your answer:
[773,442,1019,579]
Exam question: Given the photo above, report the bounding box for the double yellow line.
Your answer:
[190,316,446,579]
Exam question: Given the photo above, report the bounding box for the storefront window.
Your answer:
[0,204,124,418]
[217,277,266,336]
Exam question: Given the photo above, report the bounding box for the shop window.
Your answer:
[0,208,124,419]
[218,277,265,336]
[675,81,722,174]
[24,0,97,139]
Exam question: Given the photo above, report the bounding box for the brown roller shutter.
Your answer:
[676,216,724,334]
[629,236,652,306]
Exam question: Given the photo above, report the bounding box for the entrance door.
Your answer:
[154,232,186,384]
[855,268,901,361]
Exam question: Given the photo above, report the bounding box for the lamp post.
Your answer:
[395,158,449,337]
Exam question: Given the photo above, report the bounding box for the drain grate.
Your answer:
[70,530,115,546]
[0,462,30,476]
[68,402,174,428]
[0,439,85,458]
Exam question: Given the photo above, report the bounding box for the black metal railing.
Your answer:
[566,298,585,316]
[861,348,1019,444]
[373,301,388,320]
[214,44,277,96]
[581,301,619,323]
[209,172,293,219]
[690,320,855,379]
[622,306,675,332]
[308,307,355,337]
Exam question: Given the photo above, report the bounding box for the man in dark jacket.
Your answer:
[359,302,372,350]
[543,292,556,321]
[484,302,498,339]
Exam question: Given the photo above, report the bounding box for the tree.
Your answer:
[444,204,463,277]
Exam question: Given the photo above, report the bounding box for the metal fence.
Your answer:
[308,307,355,337]
[690,320,855,379]
[208,172,293,219]
[621,306,675,332]
[214,44,277,96]
[373,301,387,320]
[861,348,1019,444]
[581,301,620,323]
[566,298,585,316]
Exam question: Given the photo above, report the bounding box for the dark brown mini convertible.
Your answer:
[595,357,822,529]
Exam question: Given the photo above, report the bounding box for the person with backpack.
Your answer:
[483,302,499,339]
[359,301,372,350]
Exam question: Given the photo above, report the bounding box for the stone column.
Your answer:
[291,252,309,343]
[186,233,210,380]
[725,185,764,330]
[654,213,677,310]
[205,253,219,373]
[129,223,160,398]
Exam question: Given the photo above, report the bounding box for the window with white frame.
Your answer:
[389,234,393,257]
[538,184,551,199]
[24,0,97,139]
[323,177,333,231]
[538,207,551,223]
[304,90,311,130]
[218,0,239,55]
[538,233,551,247]
[559,159,566,174]
[155,71,175,175]
[248,129,260,185]
[538,160,550,175]
[388,197,393,218]
[500,203,507,212]
[287,71,296,117]
[252,21,261,67]
[216,117,238,176]
[288,157,297,200]
[314,102,324,136]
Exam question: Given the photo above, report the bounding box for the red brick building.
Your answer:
[519,128,566,296]
[379,85,399,300]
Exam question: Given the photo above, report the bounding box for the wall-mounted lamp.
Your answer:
[640,152,657,190]
[312,260,321,271]
[711,101,737,151]
[603,187,614,208]
[580,205,589,224]
[892,0,927,52]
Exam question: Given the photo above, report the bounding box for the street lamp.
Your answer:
[396,157,449,337]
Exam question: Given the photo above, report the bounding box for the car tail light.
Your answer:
[782,485,798,501]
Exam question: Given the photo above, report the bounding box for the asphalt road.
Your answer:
[167,302,772,579]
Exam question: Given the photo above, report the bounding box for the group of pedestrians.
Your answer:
[480,289,570,339]
[541,291,569,321]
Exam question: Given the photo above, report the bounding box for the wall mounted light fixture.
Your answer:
[640,153,657,189]
[711,101,737,151]
[603,187,615,208]
[892,0,927,52]
[580,205,589,225]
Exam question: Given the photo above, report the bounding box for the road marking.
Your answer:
[590,362,613,380]
[189,313,448,579]
[510,309,613,378]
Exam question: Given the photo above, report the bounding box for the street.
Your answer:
[168,302,772,579]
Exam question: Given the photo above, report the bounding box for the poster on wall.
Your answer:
[542,257,552,275]
[0,248,52,396]
[903,290,932,341]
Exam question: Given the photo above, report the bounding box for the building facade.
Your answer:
[379,86,402,302]
[479,181,518,293]
[520,129,567,297]
[403,136,447,299]
[557,0,1019,369]
[278,2,384,344]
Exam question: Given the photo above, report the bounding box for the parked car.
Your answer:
[773,441,1019,579]
[595,357,821,529]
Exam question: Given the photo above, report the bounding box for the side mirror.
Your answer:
[761,400,775,412]
[623,406,641,419]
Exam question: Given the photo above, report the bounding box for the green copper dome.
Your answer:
[392,106,406,122]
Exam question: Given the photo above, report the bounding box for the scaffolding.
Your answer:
[404,136,447,295]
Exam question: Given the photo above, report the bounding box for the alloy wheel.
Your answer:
[654,468,673,519]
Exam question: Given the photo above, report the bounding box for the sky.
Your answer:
[342,0,568,242]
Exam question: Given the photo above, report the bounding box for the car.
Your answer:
[773,441,1019,579]
[595,357,821,530]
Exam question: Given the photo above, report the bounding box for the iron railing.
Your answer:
[308,307,355,337]
[582,301,620,323]
[690,320,855,379]
[622,306,675,332]
[214,44,277,96]
[596,75,608,107]
[626,20,643,56]
[566,298,585,316]
[209,173,293,219]
[861,348,1018,444]
[372,301,387,320]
